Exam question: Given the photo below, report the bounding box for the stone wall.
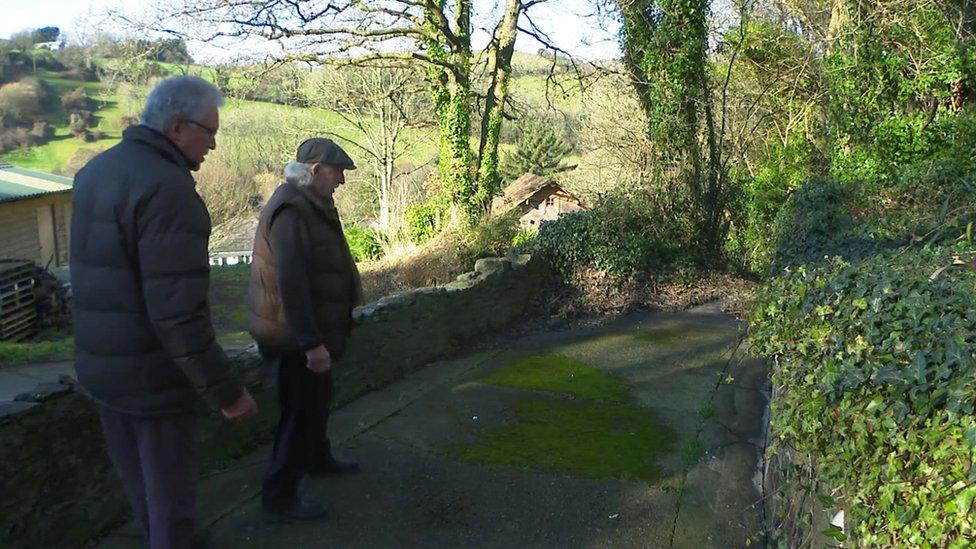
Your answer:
[0,255,546,547]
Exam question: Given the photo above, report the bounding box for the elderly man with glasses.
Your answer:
[71,75,258,548]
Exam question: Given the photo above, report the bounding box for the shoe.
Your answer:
[309,456,359,476]
[263,500,329,523]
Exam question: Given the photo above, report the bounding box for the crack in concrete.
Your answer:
[668,336,744,548]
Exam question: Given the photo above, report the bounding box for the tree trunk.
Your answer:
[476,0,523,214]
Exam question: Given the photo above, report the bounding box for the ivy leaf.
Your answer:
[822,525,846,542]
[965,427,976,449]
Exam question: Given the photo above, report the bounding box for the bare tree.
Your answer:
[299,66,431,234]
[132,0,586,224]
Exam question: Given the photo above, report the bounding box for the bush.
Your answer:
[0,77,47,124]
[60,87,94,113]
[535,208,680,280]
[344,226,383,262]
[405,196,450,244]
[29,120,54,140]
[117,114,138,131]
[0,127,35,152]
[68,111,93,137]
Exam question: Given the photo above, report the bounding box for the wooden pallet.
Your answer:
[0,260,36,342]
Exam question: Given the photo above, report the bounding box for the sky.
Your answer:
[0,0,622,62]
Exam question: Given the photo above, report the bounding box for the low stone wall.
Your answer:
[0,255,546,547]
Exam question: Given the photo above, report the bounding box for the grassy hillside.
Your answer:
[0,68,440,174]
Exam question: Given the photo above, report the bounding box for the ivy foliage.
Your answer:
[534,200,694,281]
[344,226,383,262]
[750,159,976,545]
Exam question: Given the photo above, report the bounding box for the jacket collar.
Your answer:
[288,182,342,226]
[123,124,198,173]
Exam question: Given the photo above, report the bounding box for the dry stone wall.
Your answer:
[0,255,545,547]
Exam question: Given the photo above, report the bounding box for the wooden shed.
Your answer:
[490,173,586,230]
[0,163,73,269]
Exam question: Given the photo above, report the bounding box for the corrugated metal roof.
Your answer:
[0,163,73,204]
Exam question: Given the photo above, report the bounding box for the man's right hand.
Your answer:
[305,344,331,374]
[221,389,258,420]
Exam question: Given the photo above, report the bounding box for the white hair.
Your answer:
[284,161,316,187]
[140,76,224,132]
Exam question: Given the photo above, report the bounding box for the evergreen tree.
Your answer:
[498,119,575,183]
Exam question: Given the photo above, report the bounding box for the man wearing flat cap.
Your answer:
[247,138,362,522]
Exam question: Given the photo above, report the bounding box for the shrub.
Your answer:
[68,111,93,137]
[0,127,35,152]
[344,226,383,262]
[117,114,138,131]
[29,120,54,140]
[60,87,94,113]
[0,77,47,124]
[535,208,680,280]
[405,196,450,244]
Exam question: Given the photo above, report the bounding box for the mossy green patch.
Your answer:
[483,354,630,403]
[452,398,674,482]
[455,354,676,481]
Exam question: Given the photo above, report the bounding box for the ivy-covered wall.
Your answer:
[749,164,976,545]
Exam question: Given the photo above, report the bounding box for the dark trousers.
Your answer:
[261,348,334,509]
[99,406,198,549]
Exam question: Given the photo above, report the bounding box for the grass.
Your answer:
[451,354,676,482]
[209,263,251,337]
[483,354,631,403]
[0,327,75,367]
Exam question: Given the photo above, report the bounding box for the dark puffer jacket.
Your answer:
[70,124,244,416]
[247,182,360,357]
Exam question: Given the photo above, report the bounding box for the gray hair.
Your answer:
[284,161,315,187]
[140,76,225,132]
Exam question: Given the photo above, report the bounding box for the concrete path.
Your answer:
[0,360,75,401]
[100,303,769,548]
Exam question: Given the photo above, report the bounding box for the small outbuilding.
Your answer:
[208,214,259,266]
[0,163,73,269]
[490,173,586,230]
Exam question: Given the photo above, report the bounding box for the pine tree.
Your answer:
[498,119,575,182]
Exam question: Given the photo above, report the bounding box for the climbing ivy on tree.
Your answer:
[616,0,729,255]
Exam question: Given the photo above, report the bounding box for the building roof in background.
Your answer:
[491,173,581,215]
[209,213,260,254]
[0,163,73,204]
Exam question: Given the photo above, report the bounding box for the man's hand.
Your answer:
[221,389,258,420]
[305,344,331,374]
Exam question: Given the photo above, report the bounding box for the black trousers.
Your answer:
[261,348,334,509]
[99,406,198,549]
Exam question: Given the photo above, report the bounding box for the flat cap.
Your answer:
[296,138,356,169]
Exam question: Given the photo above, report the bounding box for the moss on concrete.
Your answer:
[482,354,630,403]
[456,354,675,482]
[453,398,674,482]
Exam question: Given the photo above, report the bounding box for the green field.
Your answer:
[0,68,442,173]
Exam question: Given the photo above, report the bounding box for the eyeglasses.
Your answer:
[184,119,218,138]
